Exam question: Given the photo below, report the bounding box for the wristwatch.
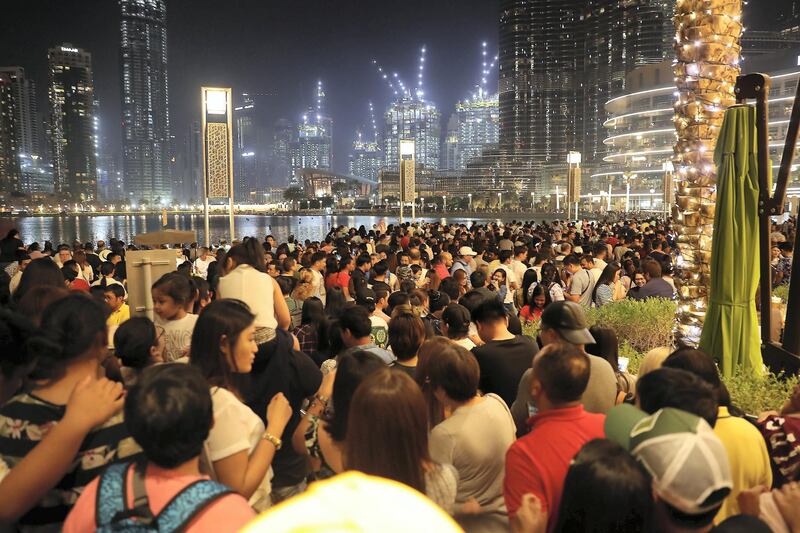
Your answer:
[262,431,282,450]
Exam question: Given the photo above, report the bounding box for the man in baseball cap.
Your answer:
[451,246,477,280]
[606,405,733,531]
[509,301,617,435]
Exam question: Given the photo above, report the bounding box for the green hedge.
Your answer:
[522,298,677,355]
[523,298,796,414]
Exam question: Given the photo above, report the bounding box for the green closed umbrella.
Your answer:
[699,105,764,378]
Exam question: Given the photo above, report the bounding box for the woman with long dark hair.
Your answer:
[0,294,139,529]
[539,262,565,302]
[586,326,635,403]
[516,269,539,310]
[346,369,457,513]
[292,350,384,479]
[293,297,328,366]
[592,262,622,307]
[12,257,65,304]
[325,285,347,319]
[190,299,292,511]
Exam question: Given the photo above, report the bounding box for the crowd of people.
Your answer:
[0,215,796,532]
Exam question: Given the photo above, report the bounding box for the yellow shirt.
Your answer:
[714,406,773,523]
[107,304,131,327]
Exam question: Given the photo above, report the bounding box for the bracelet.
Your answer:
[262,431,282,450]
[314,394,329,406]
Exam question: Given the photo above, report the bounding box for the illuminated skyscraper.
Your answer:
[0,72,19,194]
[289,82,332,183]
[234,93,258,201]
[498,0,672,165]
[384,95,440,170]
[271,118,294,187]
[120,0,170,204]
[48,44,97,201]
[456,93,499,169]
[348,131,383,183]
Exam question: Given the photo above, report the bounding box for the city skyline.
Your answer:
[0,0,497,180]
[0,0,793,204]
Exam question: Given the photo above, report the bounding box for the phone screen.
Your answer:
[618,357,630,373]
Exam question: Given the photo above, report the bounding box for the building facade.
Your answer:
[48,44,97,201]
[271,118,294,187]
[120,0,171,204]
[456,93,499,169]
[0,72,19,194]
[348,132,383,183]
[384,95,440,170]
[234,93,258,201]
[598,54,800,210]
[289,109,333,183]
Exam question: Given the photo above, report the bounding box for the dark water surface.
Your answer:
[0,213,511,245]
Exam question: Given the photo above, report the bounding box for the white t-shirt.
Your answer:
[205,387,272,511]
[454,337,477,351]
[499,265,517,304]
[193,256,216,280]
[370,314,389,349]
[311,269,326,305]
[155,313,198,362]
[218,265,277,330]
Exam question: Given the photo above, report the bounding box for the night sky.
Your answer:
[0,1,789,175]
[1,0,498,174]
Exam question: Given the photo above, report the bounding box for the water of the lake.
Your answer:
[0,213,522,245]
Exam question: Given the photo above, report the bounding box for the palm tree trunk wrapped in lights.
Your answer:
[673,0,743,342]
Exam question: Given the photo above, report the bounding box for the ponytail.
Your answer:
[226,237,266,273]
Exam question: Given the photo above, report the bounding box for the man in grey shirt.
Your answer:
[564,255,595,308]
[510,300,617,436]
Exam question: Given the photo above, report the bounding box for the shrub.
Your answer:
[724,368,798,415]
[585,298,677,354]
[773,284,790,304]
[522,299,677,355]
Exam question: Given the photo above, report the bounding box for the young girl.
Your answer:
[113,317,165,387]
[519,283,549,323]
[491,268,509,307]
[190,299,292,511]
[151,272,197,362]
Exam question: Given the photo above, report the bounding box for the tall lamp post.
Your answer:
[662,161,675,218]
[623,171,638,213]
[468,193,473,212]
[567,151,582,221]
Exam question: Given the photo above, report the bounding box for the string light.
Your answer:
[673,0,743,343]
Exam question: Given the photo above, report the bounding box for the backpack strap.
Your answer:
[155,479,233,533]
[95,462,132,528]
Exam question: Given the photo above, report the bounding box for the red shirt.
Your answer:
[504,405,605,532]
[434,263,451,280]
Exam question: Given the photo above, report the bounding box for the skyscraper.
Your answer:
[0,72,19,194]
[289,82,333,183]
[120,0,171,205]
[48,44,97,201]
[384,95,440,170]
[271,118,294,187]
[456,93,499,169]
[234,93,258,201]
[498,0,672,166]
[348,131,383,183]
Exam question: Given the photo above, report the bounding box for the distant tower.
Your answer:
[120,0,170,205]
[348,131,383,183]
[271,118,295,187]
[384,95,440,170]
[234,93,258,201]
[0,72,20,194]
[289,81,333,182]
[48,44,97,201]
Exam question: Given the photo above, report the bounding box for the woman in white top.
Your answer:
[190,299,292,511]
[218,238,291,345]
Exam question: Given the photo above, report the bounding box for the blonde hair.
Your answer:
[292,269,316,300]
[636,347,671,378]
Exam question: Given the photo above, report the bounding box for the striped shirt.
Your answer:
[0,392,143,530]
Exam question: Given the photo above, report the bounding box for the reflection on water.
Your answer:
[0,214,496,245]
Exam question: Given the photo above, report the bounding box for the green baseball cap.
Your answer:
[605,404,732,516]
